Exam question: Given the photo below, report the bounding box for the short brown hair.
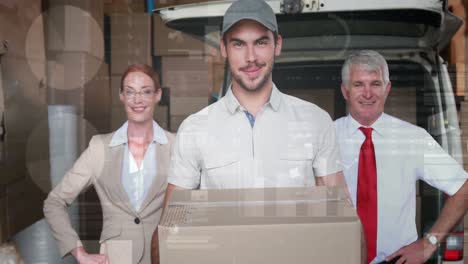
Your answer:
[120,64,161,92]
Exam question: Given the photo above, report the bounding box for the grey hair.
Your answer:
[341,50,389,89]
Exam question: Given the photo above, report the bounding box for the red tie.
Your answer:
[357,127,378,264]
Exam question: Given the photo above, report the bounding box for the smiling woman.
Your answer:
[43,64,175,264]
[120,65,162,126]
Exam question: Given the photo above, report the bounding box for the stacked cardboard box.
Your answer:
[155,0,218,8]
[284,88,336,118]
[386,87,417,125]
[46,3,105,60]
[105,0,146,14]
[0,0,49,241]
[159,186,361,264]
[84,63,111,136]
[161,56,215,131]
[110,13,152,75]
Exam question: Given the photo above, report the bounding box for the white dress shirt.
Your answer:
[110,121,168,212]
[169,84,342,189]
[335,113,467,263]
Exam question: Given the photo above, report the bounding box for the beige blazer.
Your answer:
[44,130,174,264]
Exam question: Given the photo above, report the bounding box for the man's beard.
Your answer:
[229,60,273,93]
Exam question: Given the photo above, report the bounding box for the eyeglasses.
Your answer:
[123,90,156,100]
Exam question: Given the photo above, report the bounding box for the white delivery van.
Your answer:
[155,0,465,263]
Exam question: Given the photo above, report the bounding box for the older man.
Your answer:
[335,50,467,264]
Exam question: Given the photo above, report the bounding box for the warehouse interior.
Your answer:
[0,0,467,263]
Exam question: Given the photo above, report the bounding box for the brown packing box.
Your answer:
[170,96,208,116]
[105,0,146,14]
[159,186,361,264]
[47,52,104,115]
[46,3,105,60]
[153,14,206,56]
[48,52,104,91]
[161,56,213,97]
[84,63,111,122]
[48,0,105,28]
[155,0,218,8]
[110,13,152,74]
[284,88,335,118]
[386,87,417,125]
[0,0,44,60]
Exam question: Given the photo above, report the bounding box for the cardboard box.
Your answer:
[46,4,105,60]
[155,0,218,8]
[110,13,152,74]
[159,186,361,264]
[48,52,104,93]
[284,88,335,118]
[153,14,206,56]
[386,87,417,125]
[0,0,44,60]
[48,0,104,26]
[105,0,146,14]
[170,96,208,116]
[162,56,213,97]
[84,63,111,121]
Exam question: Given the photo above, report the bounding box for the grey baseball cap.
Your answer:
[222,0,278,36]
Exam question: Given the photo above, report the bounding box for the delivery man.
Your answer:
[151,0,353,263]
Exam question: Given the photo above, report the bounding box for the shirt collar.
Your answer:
[346,113,387,138]
[224,83,282,114]
[109,121,168,147]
